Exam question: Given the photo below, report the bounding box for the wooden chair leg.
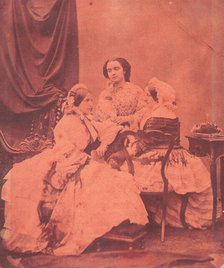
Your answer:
[161,182,168,242]
[161,218,165,242]
[161,201,167,242]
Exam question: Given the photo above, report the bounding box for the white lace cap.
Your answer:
[145,77,176,109]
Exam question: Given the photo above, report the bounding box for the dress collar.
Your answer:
[107,81,131,93]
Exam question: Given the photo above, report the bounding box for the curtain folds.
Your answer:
[0,0,79,117]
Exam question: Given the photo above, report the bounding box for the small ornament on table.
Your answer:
[191,120,223,135]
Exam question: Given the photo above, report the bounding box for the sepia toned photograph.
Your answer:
[0,0,224,267]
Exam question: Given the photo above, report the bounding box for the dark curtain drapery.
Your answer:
[0,0,78,117]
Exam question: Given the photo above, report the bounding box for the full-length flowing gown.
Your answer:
[1,113,148,256]
[129,116,222,229]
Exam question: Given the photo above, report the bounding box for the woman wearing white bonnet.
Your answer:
[147,77,176,107]
[133,77,222,229]
[139,77,176,129]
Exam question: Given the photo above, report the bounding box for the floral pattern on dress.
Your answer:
[111,84,139,116]
[96,82,147,121]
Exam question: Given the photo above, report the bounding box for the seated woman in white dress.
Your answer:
[128,77,222,229]
[1,84,148,256]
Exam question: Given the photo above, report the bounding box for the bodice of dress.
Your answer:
[53,113,122,157]
[111,83,140,116]
[53,114,92,153]
[96,82,147,121]
[143,117,180,146]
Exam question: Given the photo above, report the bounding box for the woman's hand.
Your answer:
[95,143,108,159]
[112,115,132,125]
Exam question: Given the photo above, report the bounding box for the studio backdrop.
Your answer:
[0,0,78,144]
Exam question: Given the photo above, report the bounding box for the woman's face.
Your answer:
[78,93,94,115]
[106,61,125,84]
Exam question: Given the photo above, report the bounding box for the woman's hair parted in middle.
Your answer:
[103,57,131,82]
[63,83,90,114]
[68,83,89,107]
